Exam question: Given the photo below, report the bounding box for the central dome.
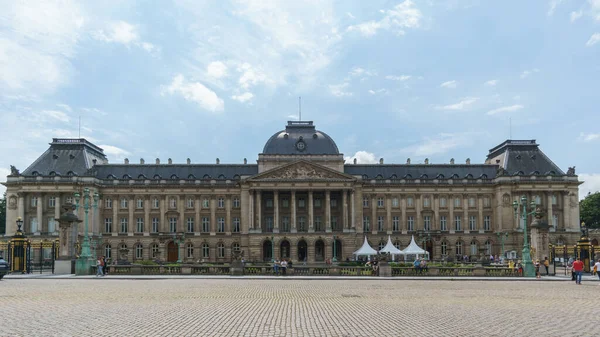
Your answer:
[262,121,340,155]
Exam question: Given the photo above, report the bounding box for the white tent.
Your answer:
[353,236,378,260]
[401,235,429,260]
[378,236,404,261]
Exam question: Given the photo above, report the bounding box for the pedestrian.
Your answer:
[281,259,287,276]
[543,257,550,276]
[535,260,541,279]
[273,258,280,275]
[594,260,600,282]
[101,256,108,275]
[96,257,104,277]
[572,257,584,285]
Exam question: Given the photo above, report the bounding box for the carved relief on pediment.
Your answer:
[259,162,347,180]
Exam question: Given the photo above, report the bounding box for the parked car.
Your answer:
[0,257,8,279]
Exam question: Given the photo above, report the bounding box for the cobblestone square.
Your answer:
[0,279,595,337]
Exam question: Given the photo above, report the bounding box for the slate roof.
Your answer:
[93,164,259,180]
[262,121,340,155]
[343,164,498,180]
[486,140,564,175]
[22,138,108,176]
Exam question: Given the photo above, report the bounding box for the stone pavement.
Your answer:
[0,278,597,337]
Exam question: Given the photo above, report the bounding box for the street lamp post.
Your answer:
[172,233,185,263]
[271,235,275,262]
[512,196,536,277]
[332,235,337,262]
[74,188,99,275]
[496,231,509,260]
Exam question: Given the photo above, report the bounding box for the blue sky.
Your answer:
[1,0,599,198]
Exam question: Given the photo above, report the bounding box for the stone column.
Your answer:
[55,195,61,219]
[386,195,392,234]
[350,190,356,230]
[144,197,150,234]
[415,194,422,231]
[401,196,407,233]
[113,197,119,234]
[128,195,135,234]
[160,196,166,233]
[226,195,232,234]
[308,191,314,232]
[256,191,262,231]
[478,196,484,233]
[210,196,216,234]
[449,195,454,233]
[291,190,297,233]
[17,193,25,222]
[36,194,43,234]
[371,194,376,234]
[463,195,468,233]
[547,193,554,231]
[325,190,331,232]
[195,196,201,234]
[342,190,348,230]
[248,190,254,230]
[562,192,569,231]
[433,195,439,231]
[273,191,279,233]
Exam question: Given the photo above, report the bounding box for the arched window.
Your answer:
[186,243,194,259]
[135,244,143,260]
[232,242,240,252]
[218,174,226,179]
[455,241,463,255]
[484,240,492,255]
[151,243,159,259]
[203,174,211,180]
[376,174,384,180]
[67,171,77,176]
[233,174,240,180]
[217,243,225,258]
[153,174,161,180]
[393,241,401,250]
[188,174,196,180]
[480,174,488,179]
[49,171,56,176]
[362,174,368,180]
[105,244,112,259]
[138,174,146,179]
[441,241,447,256]
[378,241,385,251]
[470,240,478,255]
[32,171,40,176]
[171,174,178,180]
[465,174,473,179]
[390,174,398,180]
[202,243,210,258]
[122,174,131,179]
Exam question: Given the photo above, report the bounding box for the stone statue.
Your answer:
[496,166,506,177]
[232,249,245,262]
[567,166,576,176]
[10,165,20,176]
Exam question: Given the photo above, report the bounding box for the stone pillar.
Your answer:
[495,191,504,231]
[342,190,348,230]
[562,192,569,231]
[308,191,314,232]
[350,190,356,230]
[415,194,422,231]
[478,196,484,233]
[248,190,254,230]
[386,195,392,234]
[401,196,407,233]
[256,191,262,231]
[113,198,119,234]
[36,194,43,234]
[210,196,216,234]
[55,195,61,219]
[449,195,455,233]
[291,190,297,233]
[547,193,554,231]
[160,196,166,233]
[226,195,232,234]
[325,190,331,232]
[128,195,135,234]
[18,193,25,222]
[371,194,376,234]
[144,197,151,234]
[463,195,468,232]
[273,191,279,233]
[178,195,185,233]
[195,196,201,234]
[433,195,439,231]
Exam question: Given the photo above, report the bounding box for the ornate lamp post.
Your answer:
[495,231,509,259]
[512,196,536,277]
[74,188,99,275]
[172,233,185,263]
[332,235,337,262]
[271,234,275,262]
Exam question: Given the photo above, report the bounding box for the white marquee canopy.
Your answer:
[401,235,428,259]
[353,236,378,257]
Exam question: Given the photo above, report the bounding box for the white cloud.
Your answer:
[591,0,600,20]
[349,67,376,77]
[579,173,600,199]
[92,20,156,52]
[237,62,268,90]
[487,104,524,115]
[162,74,224,112]
[207,61,228,79]
[401,133,475,157]
[368,89,388,95]
[520,68,540,79]
[56,104,72,113]
[231,92,254,103]
[287,114,299,120]
[329,83,352,97]
[344,151,378,164]
[440,80,457,88]
[347,0,422,37]
[547,0,564,16]
[436,97,478,111]
[570,10,583,22]
[586,33,600,46]
[385,75,411,81]
[484,79,498,86]
[578,132,600,142]
[39,110,70,123]
[347,12,355,19]
[98,145,131,161]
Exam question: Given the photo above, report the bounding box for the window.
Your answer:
[377,216,384,231]
[469,198,476,208]
[423,198,430,208]
[407,197,414,207]
[298,198,305,208]
[330,198,337,208]
[454,198,461,208]
[186,243,194,259]
[217,243,225,258]
[377,197,384,207]
[233,197,240,208]
[455,241,463,255]
[31,197,38,207]
[315,216,322,231]
[232,242,240,253]
[187,217,194,233]
[152,198,159,209]
[48,197,56,207]
[218,217,225,232]
[394,241,401,250]
[48,217,56,233]
[121,198,128,209]
[104,218,112,232]
[424,216,431,231]
[378,241,385,251]
[392,216,399,232]
[331,216,338,231]
[298,216,306,231]
[552,214,558,229]
[169,217,177,232]
[282,216,290,232]
[65,196,73,204]
[265,217,273,232]
[105,244,112,259]
[202,199,209,208]
[120,218,128,233]
[469,216,476,231]
[151,244,159,259]
[552,195,558,205]
[485,240,492,255]
[454,216,461,231]
[135,244,143,259]
[105,198,113,209]
[363,197,369,207]
[233,218,240,233]
[137,199,144,209]
[152,218,159,233]
[484,216,491,231]
[483,197,491,207]
[407,216,414,231]
[392,198,399,207]
[202,217,210,232]
[218,197,225,208]
[440,198,447,208]
[202,243,210,258]
[534,195,541,205]
[314,197,321,207]
[29,217,38,233]
[441,241,448,256]
[187,198,194,209]
[362,216,370,232]
[136,218,144,232]
[169,198,176,209]
[266,199,273,208]
[282,198,289,208]
[470,240,478,255]
[440,216,447,231]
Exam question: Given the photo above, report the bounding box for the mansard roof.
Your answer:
[486,140,565,176]
[262,121,340,155]
[93,164,258,180]
[344,164,497,180]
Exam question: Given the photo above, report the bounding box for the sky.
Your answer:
[1,0,599,199]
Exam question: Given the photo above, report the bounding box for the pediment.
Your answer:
[248,160,355,181]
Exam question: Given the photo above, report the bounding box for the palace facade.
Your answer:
[2,121,583,263]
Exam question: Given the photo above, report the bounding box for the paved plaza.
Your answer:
[0,278,596,337]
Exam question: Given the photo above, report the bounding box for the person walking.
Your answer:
[96,257,104,277]
[572,257,584,285]
[593,259,600,282]
[535,260,541,279]
[281,259,287,276]
[101,256,108,275]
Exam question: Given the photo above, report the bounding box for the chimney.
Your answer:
[243,158,247,164]
[124,158,129,165]
[216,158,220,164]
[406,158,411,165]
[140,158,145,164]
[496,159,500,164]
[168,158,172,165]
[379,158,384,164]
[92,159,97,165]
[466,158,471,165]
[424,158,429,165]
[450,158,455,165]
[156,158,160,164]
[353,158,357,165]
[187,158,191,165]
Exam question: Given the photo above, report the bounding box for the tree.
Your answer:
[579,192,600,229]
[0,193,5,235]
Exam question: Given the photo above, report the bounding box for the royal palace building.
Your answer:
[2,121,583,263]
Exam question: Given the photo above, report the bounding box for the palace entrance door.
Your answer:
[167,242,178,262]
